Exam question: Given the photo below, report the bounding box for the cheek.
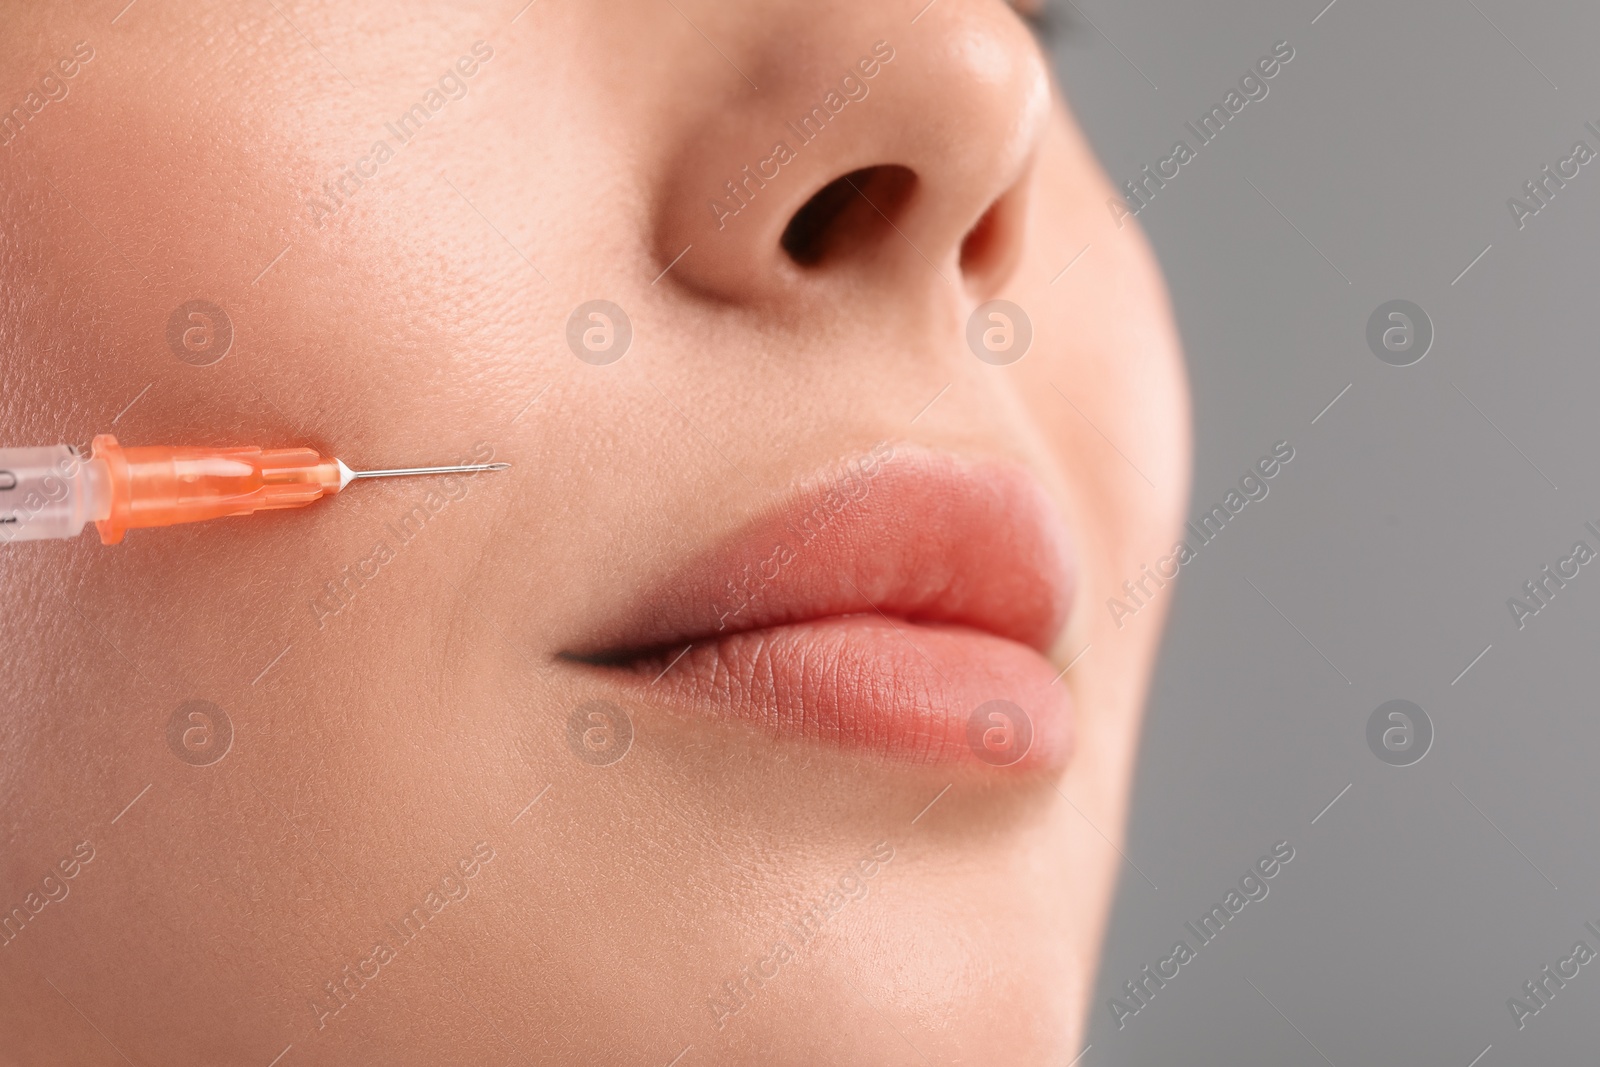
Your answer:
[1012,107,1192,630]
[1000,107,1189,996]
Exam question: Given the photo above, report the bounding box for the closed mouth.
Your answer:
[563,444,1078,768]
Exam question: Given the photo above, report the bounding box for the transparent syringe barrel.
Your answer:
[0,446,111,544]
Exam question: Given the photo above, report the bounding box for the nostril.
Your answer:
[959,201,1004,278]
[780,164,917,266]
[957,173,1032,297]
[780,171,861,266]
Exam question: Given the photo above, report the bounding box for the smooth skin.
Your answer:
[0,1,1188,1063]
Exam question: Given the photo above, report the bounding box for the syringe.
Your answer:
[0,434,509,545]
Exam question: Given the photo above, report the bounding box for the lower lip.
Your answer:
[619,614,1073,769]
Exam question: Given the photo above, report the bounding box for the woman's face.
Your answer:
[0,1,1188,1062]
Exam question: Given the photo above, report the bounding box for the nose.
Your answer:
[653,1,1051,306]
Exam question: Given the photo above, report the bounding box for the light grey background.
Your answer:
[1046,1,1600,1063]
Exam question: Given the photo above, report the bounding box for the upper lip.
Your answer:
[568,443,1076,666]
